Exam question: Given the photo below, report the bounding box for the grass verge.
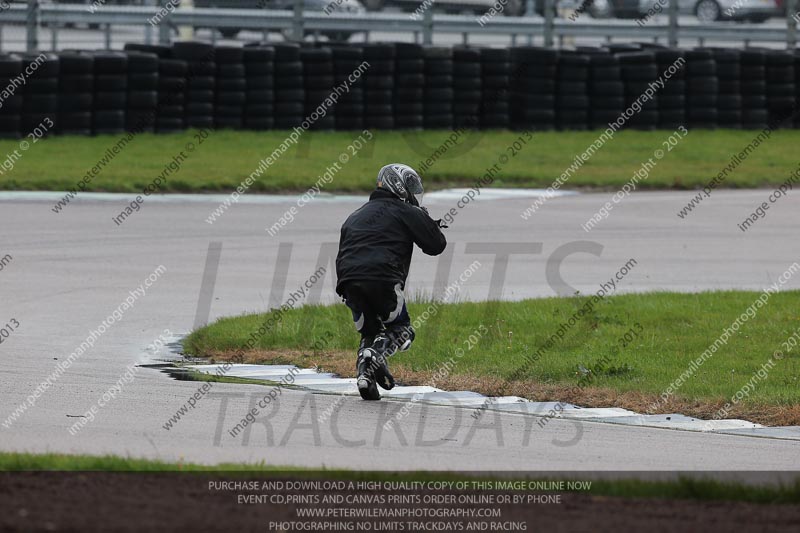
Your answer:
[1,452,798,503]
[183,291,800,426]
[2,129,799,193]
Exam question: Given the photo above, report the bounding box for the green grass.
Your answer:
[1,129,798,193]
[184,291,800,407]
[2,452,799,503]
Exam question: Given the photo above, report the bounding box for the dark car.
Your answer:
[194,0,366,39]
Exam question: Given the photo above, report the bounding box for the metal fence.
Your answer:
[2,0,800,52]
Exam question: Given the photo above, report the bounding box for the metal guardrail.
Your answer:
[2,1,800,52]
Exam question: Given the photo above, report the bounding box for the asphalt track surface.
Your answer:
[1,189,799,474]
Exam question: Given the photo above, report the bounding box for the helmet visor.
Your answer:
[405,172,424,206]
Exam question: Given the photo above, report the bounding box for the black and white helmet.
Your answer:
[376,163,424,206]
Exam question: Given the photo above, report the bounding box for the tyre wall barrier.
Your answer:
[0,41,797,139]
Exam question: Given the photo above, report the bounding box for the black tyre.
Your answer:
[247,75,274,90]
[686,60,716,76]
[365,103,393,116]
[0,56,22,77]
[186,90,214,103]
[243,46,275,63]
[271,115,300,128]
[187,76,215,91]
[659,94,686,109]
[126,52,159,73]
[214,46,244,64]
[23,53,60,78]
[217,78,247,92]
[95,74,127,91]
[365,90,393,103]
[128,73,158,91]
[25,94,59,112]
[186,115,214,128]
[128,91,158,108]
[394,74,425,90]
[591,66,622,80]
[125,43,172,59]
[395,87,423,101]
[243,116,275,130]
[275,102,305,115]
[93,52,128,74]
[0,95,22,113]
[57,111,91,131]
[424,60,454,75]
[365,76,394,90]
[275,75,303,89]
[557,81,587,95]
[396,59,424,73]
[159,59,188,77]
[93,91,126,109]
[425,88,454,101]
[173,42,215,63]
[275,88,305,102]
[214,115,243,129]
[156,117,185,132]
[218,64,246,78]
[365,115,394,129]
[25,78,59,93]
[423,114,454,128]
[592,81,625,96]
[217,91,247,106]
[272,43,301,62]
[159,76,186,94]
[394,102,423,115]
[186,102,214,115]
[245,104,274,116]
[246,89,275,103]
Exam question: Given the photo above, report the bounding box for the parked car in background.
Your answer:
[606,0,644,17]
[194,0,366,40]
[638,0,783,22]
[360,0,525,16]
[46,1,148,29]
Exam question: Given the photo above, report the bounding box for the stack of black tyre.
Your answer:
[273,43,304,129]
[21,53,59,136]
[510,47,558,130]
[655,48,686,130]
[243,46,274,130]
[685,49,718,129]
[173,41,215,129]
[765,50,795,127]
[124,43,183,133]
[125,51,159,134]
[363,43,395,130]
[0,55,22,138]
[795,52,800,128]
[57,52,92,136]
[617,50,659,130]
[452,47,481,129]
[422,46,453,129]
[213,46,245,130]
[712,49,742,129]
[587,49,625,130]
[23,53,59,136]
[156,56,188,133]
[556,52,590,130]
[332,45,364,130]
[479,47,510,129]
[300,47,336,130]
[92,52,128,135]
[740,49,768,129]
[393,43,424,130]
